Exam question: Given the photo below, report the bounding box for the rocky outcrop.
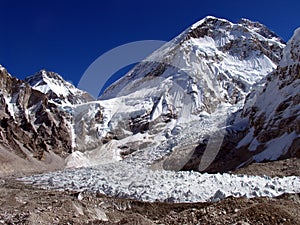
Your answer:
[0,67,73,175]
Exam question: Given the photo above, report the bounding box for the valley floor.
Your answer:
[0,158,300,224]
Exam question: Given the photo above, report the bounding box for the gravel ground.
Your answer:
[0,158,299,224]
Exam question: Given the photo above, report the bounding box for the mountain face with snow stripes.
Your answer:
[0,16,299,175]
[237,28,300,163]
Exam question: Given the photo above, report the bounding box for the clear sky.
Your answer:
[1,0,299,87]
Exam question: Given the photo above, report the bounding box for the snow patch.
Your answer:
[3,96,18,118]
[253,132,298,162]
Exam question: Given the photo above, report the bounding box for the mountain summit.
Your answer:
[25,70,94,105]
[101,16,284,110]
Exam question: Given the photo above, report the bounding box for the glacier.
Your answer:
[20,161,300,203]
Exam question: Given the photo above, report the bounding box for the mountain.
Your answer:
[66,16,286,170]
[185,27,300,173]
[25,70,94,106]
[0,67,75,175]
[102,16,284,105]
[237,28,300,162]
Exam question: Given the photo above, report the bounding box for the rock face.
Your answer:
[237,28,300,162]
[0,68,78,175]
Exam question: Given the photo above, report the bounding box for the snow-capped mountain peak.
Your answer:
[102,16,284,107]
[25,70,94,105]
[185,16,285,61]
[190,15,231,30]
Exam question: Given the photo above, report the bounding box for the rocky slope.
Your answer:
[236,28,300,164]
[0,68,93,176]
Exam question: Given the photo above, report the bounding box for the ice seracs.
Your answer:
[20,161,300,203]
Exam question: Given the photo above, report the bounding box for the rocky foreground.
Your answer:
[0,158,299,225]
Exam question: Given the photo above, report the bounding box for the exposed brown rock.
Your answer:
[0,68,72,176]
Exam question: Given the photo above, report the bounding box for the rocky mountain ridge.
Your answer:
[238,28,300,162]
[0,68,92,175]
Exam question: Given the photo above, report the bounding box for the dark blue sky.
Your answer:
[1,0,299,87]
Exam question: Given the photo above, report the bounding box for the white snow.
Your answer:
[191,16,231,30]
[280,27,300,67]
[3,96,18,118]
[253,132,298,161]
